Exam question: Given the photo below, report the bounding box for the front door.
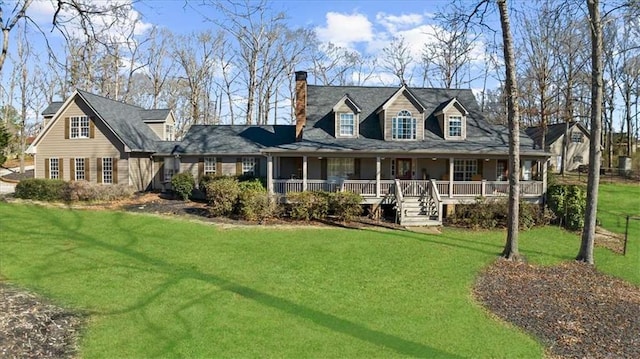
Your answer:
[396,158,412,179]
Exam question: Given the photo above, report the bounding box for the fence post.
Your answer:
[623,215,630,256]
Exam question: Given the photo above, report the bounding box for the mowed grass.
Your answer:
[0,183,637,358]
[596,182,640,284]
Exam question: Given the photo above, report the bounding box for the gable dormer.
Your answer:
[333,94,361,138]
[140,109,176,141]
[434,98,469,140]
[377,85,427,141]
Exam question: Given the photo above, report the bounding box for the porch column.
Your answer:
[302,155,308,191]
[449,157,454,198]
[376,156,381,198]
[542,158,548,197]
[267,155,274,195]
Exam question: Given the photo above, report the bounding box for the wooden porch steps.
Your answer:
[399,197,441,227]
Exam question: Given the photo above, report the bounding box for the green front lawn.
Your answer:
[0,183,637,358]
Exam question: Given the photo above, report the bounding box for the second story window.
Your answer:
[165,124,175,141]
[392,110,416,140]
[70,116,90,138]
[339,113,355,136]
[571,132,583,143]
[448,116,462,137]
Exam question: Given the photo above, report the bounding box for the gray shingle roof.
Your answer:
[42,102,64,116]
[77,90,161,152]
[173,125,296,155]
[273,85,546,156]
[140,109,171,122]
[525,122,590,149]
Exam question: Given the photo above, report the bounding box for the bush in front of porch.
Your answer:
[446,198,554,229]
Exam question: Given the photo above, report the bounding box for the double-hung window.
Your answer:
[339,113,355,136]
[327,158,354,182]
[102,158,113,184]
[242,157,255,176]
[453,159,477,181]
[164,157,177,182]
[70,116,90,139]
[49,158,60,179]
[448,116,462,137]
[392,110,416,140]
[165,125,175,141]
[204,157,216,175]
[74,158,85,180]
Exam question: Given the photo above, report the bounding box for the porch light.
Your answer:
[318,157,323,159]
[485,158,490,162]
[431,158,437,161]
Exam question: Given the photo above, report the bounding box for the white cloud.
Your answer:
[375,12,423,33]
[315,12,373,47]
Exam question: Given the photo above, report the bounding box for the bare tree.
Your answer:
[381,36,414,85]
[497,0,521,260]
[576,0,603,264]
[0,0,33,72]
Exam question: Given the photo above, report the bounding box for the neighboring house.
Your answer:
[29,72,551,226]
[525,122,590,173]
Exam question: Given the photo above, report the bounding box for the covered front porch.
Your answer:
[264,154,547,226]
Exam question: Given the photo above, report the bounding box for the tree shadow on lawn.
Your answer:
[4,209,464,359]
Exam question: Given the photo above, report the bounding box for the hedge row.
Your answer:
[15,178,134,202]
[446,198,555,230]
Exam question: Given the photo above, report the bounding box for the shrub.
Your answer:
[329,191,363,222]
[447,198,552,230]
[171,172,195,201]
[237,180,276,222]
[204,176,240,217]
[63,181,134,202]
[15,178,66,201]
[547,184,586,230]
[287,191,330,221]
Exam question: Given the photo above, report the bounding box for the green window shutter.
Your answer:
[70,158,75,181]
[113,158,118,184]
[85,158,90,181]
[89,118,96,138]
[64,117,70,139]
[59,158,64,180]
[236,158,242,175]
[97,158,103,183]
[216,158,222,176]
[44,158,50,178]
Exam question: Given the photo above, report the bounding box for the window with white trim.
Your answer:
[573,155,583,163]
[49,158,60,179]
[496,161,506,181]
[165,124,174,141]
[242,157,255,175]
[70,116,90,139]
[339,113,355,136]
[453,159,477,181]
[328,158,354,182]
[204,157,216,175]
[571,132,583,143]
[75,158,85,180]
[102,158,113,184]
[448,116,462,137]
[392,110,416,140]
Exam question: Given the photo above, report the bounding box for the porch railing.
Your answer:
[273,179,544,198]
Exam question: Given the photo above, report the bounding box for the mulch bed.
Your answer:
[474,259,640,358]
[0,283,83,359]
[0,169,34,182]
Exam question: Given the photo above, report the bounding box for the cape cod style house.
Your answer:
[28,72,550,225]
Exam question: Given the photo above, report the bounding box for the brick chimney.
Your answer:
[295,71,307,142]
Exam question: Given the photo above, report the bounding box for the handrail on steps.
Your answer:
[394,179,404,224]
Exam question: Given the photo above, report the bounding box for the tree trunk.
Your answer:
[498,0,521,261]
[577,0,603,264]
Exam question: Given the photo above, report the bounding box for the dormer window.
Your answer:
[339,113,355,136]
[571,132,583,143]
[448,116,462,137]
[392,110,416,140]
